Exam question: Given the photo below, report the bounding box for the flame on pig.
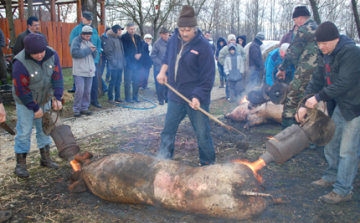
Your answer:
[232,158,266,183]
[266,136,279,142]
[240,96,248,104]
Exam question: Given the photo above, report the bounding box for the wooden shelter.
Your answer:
[0,0,106,67]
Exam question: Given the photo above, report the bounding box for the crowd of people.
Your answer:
[0,6,359,222]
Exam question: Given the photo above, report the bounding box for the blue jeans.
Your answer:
[218,64,229,98]
[124,68,140,100]
[73,75,93,113]
[322,106,360,196]
[91,64,99,104]
[249,66,260,90]
[14,102,52,153]
[154,66,168,102]
[158,100,215,165]
[108,69,123,101]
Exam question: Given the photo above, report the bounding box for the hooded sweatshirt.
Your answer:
[224,43,244,81]
[237,35,247,48]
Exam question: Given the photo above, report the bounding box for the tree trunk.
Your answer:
[28,0,33,17]
[309,0,321,24]
[351,0,360,39]
[5,0,16,46]
[81,0,98,32]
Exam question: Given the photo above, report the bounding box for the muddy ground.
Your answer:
[1,96,360,223]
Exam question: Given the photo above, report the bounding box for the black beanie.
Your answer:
[315,21,340,42]
[292,6,310,18]
[177,5,197,27]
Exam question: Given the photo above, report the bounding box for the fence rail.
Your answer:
[0,18,105,68]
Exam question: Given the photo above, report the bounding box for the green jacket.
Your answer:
[218,44,246,66]
[279,19,318,71]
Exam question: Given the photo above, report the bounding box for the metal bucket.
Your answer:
[51,125,80,161]
[260,125,310,164]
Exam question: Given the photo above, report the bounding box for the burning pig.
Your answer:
[70,152,270,220]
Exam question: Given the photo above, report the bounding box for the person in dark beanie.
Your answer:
[296,21,360,204]
[12,16,48,56]
[156,5,216,166]
[276,6,319,130]
[248,32,265,90]
[121,23,143,103]
[12,33,64,178]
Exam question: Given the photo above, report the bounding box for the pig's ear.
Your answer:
[69,179,88,193]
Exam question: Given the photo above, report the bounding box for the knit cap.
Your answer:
[159,27,169,34]
[255,32,265,40]
[280,43,290,53]
[227,34,236,41]
[177,5,197,27]
[82,11,93,21]
[144,34,153,39]
[292,6,310,18]
[24,33,47,54]
[315,21,340,42]
[82,25,93,35]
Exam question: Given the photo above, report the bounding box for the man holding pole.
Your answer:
[156,5,216,166]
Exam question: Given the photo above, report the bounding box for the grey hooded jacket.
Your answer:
[70,34,97,77]
[104,29,126,71]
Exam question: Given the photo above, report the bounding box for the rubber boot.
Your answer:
[219,80,224,88]
[14,153,29,178]
[0,210,12,222]
[40,145,58,169]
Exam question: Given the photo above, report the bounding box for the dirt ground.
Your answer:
[1,96,360,223]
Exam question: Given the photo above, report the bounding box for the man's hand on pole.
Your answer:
[190,98,200,110]
[156,64,169,85]
[0,103,6,123]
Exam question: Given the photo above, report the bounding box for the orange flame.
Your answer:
[70,160,81,171]
[240,96,248,104]
[232,158,266,183]
[267,136,279,142]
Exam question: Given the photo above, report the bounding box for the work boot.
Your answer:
[219,80,224,88]
[14,153,29,178]
[40,145,58,169]
[319,191,352,204]
[0,210,12,222]
[311,179,335,187]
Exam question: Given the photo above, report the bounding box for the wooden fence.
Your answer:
[0,18,105,68]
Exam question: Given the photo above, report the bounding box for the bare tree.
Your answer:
[309,0,321,24]
[4,0,16,45]
[28,0,33,17]
[351,0,360,39]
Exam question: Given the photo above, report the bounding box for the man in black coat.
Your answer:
[12,16,48,56]
[248,32,265,90]
[121,23,143,103]
[296,22,360,204]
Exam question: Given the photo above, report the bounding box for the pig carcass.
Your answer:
[70,152,268,220]
[225,101,283,128]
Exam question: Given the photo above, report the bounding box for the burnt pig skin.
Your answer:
[78,152,268,220]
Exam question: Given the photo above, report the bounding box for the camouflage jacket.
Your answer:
[279,19,318,71]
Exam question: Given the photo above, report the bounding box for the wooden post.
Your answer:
[18,0,24,20]
[100,0,105,25]
[50,0,56,22]
[77,0,82,24]
[39,6,42,21]
[57,5,61,22]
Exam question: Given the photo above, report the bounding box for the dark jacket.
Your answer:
[249,38,263,70]
[121,32,143,70]
[100,31,109,61]
[305,35,360,121]
[140,40,153,69]
[104,29,126,71]
[12,29,48,56]
[280,25,296,46]
[237,35,247,48]
[151,37,167,72]
[0,28,5,48]
[162,28,215,104]
[216,37,227,59]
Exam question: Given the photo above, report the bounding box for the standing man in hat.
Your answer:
[12,16,48,56]
[68,11,102,108]
[12,33,63,178]
[70,25,97,117]
[276,6,319,129]
[151,27,170,105]
[104,24,126,105]
[121,23,143,103]
[296,21,360,204]
[156,5,216,166]
[248,32,265,90]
